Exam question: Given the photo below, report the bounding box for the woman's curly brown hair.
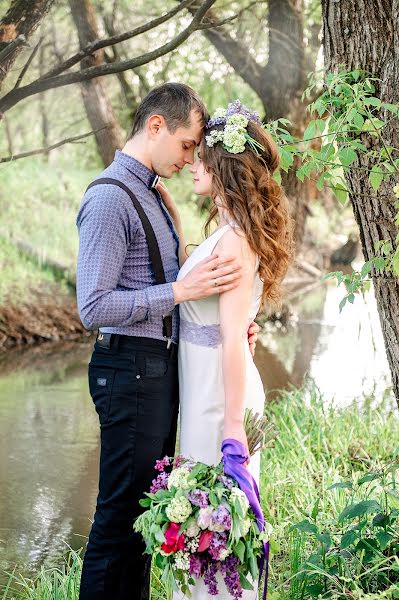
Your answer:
[200,121,295,311]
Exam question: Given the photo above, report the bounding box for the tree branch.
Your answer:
[13,37,43,90]
[0,128,105,163]
[41,0,196,80]
[0,0,216,117]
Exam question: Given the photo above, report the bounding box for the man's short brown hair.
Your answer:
[129,82,208,138]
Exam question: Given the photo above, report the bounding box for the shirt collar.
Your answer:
[114,150,159,190]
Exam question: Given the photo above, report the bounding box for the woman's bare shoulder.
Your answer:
[214,226,256,268]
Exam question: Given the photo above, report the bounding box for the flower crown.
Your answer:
[205,100,265,155]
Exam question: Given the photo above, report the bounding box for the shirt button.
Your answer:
[136,375,141,379]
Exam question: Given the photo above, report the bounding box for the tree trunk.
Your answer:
[69,0,124,167]
[322,0,399,405]
[0,0,55,91]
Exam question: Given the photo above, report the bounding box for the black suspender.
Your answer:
[85,177,173,341]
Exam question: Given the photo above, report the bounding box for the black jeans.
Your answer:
[79,336,179,600]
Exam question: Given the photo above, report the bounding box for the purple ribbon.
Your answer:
[221,438,269,600]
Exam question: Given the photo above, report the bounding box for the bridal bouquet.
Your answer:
[133,410,276,599]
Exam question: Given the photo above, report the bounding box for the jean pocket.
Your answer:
[144,355,169,378]
[88,366,116,425]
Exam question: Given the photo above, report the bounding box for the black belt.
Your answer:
[96,332,177,356]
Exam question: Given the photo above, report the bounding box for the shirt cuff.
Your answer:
[136,283,175,323]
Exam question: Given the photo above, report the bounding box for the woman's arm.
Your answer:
[155,181,189,266]
[216,228,257,460]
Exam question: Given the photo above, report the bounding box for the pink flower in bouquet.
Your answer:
[197,529,213,552]
[161,522,185,554]
[197,506,214,529]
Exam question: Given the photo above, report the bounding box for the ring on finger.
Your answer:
[214,278,218,287]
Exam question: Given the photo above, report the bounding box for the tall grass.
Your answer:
[2,383,398,599]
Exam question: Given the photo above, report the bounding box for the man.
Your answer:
[76,82,258,600]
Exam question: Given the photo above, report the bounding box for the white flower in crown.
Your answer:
[205,130,224,148]
[228,114,249,128]
[223,127,246,154]
[213,107,227,120]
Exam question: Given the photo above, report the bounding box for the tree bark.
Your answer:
[0,0,55,91]
[69,0,124,167]
[322,0,399,405]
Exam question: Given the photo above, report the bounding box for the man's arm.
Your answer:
[76,186,175,330]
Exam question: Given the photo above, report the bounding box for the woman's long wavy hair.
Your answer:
[200,121,295,311]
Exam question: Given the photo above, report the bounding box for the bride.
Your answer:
[156,101,294,599]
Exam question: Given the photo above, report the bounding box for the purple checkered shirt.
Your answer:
[76,150,179,343]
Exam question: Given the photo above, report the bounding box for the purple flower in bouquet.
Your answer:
[209,531,228,560]
[174,454,184,468]
[226,99,262,124]
[149,471,169,493]
[187,489,209,508]
[189,553,206,578]
[210,505,232,532]
[204,562,219,595]
[220,555,243,600]
[154,456,170,472]
[218,474,235,489]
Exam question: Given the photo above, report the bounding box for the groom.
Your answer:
[76,82,259,600]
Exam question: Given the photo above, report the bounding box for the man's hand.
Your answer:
[172,254,241,304]
[247,320,260,357]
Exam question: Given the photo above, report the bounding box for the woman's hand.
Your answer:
[155,180,180,223]
[223,421,250,466]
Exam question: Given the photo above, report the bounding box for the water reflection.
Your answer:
[0,279,392,585]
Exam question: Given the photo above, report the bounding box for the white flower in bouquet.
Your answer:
[167,467,195,490]
[165,496,192,523]
[185,517,200,538]
[197,505,214,529]
[240,517,251,537]
[185,535,200,553]
[173,550,190,571]
[219,547,232,561]
[230,486,249,513]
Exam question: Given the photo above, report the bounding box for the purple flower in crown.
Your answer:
[226,99,262,124]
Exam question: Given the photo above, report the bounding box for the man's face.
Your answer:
[149,109,204,178]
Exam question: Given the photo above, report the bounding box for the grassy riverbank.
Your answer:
[2,383,398,599]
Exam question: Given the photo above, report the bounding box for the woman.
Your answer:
[157,101,294,598]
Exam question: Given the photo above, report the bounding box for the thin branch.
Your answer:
[13,37,43,90]
[0,128,106,163]
[41,0,196,80]
[196,1,262,30]
[0,0,216,116]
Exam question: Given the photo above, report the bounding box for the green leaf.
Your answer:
[364,97,382,107]
[376,530,393,550]
[353,112,364,129]
[234,540,245,563]
[387,490,399,509]
[209,491,218,507]
[339,296,347,312]
[332,183,349,205]
[303,121,316,141]
[360,261,373,278]
[357,472,380,485]
[290,519,319,534]
[311,498,320,521]
[139,498,151,507]
[373,256,386,270]
[369,166,384,192]
[239,573,254,591]
[327,482,353,490]
[338,500,381,522]
[341,530,358,549]
[338,147,357,167]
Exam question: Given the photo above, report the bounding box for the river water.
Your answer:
[0,278,392,587]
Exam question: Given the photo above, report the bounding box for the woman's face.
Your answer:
[189,151,213,196]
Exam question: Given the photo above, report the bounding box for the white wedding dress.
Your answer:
[173,223,265,600]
